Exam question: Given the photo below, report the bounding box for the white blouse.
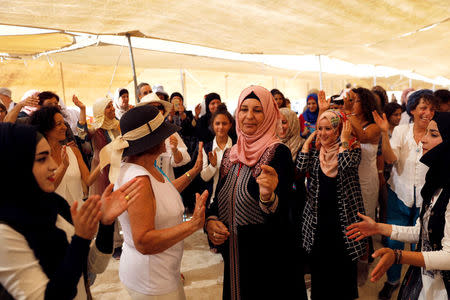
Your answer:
[390,189,450,300]
[200,136,233,202]
[0,215,110,300]
[388,123,428,208]
[155,132,190,181]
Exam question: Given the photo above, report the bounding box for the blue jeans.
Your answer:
[384,186,420,284]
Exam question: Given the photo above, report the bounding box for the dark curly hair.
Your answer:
[383,102,402,120]
[371,86,388,110]
[30,106,62,136]
[352,87,379,124]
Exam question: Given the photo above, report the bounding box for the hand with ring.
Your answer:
[99,178,144,225]
[346,212,379,242]
[206,220,230,246]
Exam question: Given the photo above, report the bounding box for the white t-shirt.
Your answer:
[115,162,185,295]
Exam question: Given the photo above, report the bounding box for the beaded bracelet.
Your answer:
[393,249,403,264]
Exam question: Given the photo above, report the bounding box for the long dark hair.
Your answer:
[270,89,287,108]
[352,87,378,124]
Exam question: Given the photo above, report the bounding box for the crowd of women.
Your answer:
[0,83,449,300]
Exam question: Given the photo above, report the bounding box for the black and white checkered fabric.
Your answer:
[297,148,367,261]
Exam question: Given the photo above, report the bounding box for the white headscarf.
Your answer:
[279,108,304,161]
[93,97,120,130]
[113,87,130,119]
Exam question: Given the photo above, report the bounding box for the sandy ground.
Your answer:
[91,231,405,299]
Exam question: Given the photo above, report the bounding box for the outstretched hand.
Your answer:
[99,178,143,225]
[346,212,377,241]
[370,248,395,282]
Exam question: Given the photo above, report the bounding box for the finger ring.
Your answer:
[357,231,361,235]
[213,232,216,238]
[125,195,130,201]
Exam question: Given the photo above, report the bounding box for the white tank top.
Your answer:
[55,147,84,206]
[115,162,185,295]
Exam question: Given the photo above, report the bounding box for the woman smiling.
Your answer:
[205,86,306,300]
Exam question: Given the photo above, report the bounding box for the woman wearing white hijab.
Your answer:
[278,107,304,161]
[114,88,133,120]
[90,97,121,195]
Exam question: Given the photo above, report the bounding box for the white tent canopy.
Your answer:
[1,0,449,78]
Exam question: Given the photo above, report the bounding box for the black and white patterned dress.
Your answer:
[297,146,367,299]
[207,143,306,300]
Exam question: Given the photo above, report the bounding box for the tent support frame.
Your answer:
[126,33,139,103]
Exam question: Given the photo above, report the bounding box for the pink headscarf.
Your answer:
[229,85,281,167]
[318,110,343,178]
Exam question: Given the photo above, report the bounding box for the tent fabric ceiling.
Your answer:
[48,44,299,77]
[1,0,449,79]
[0,33,74,55]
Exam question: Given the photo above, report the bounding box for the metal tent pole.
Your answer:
[126,33,139,103]
[318,55,323,90]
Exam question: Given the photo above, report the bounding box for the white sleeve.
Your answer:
[390,218,421,244]
[0,224,48,300]
[170,133,191,167]
[200,148,217,182]
[389,125,403,161]
[87,243,111,274]
[423,200,450,271]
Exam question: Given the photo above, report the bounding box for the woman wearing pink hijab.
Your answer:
[205,86,306,300]
[297,110,366,300]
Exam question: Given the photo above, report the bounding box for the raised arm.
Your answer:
[4,95,40,123]
[372,111,398,164]
[172,142,203,193]
[169,133,190,166]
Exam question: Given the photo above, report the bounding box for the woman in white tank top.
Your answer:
[101,105,208,299]
[345,89,381,219]
[30,106,101,205]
